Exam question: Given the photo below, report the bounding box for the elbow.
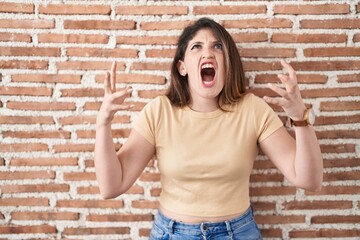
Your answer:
[297,179,323,192]
[99,189,124,199]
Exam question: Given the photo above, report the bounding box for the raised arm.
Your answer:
[95,62,155,199]
[260,60,323,192]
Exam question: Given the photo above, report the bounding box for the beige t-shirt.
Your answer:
[134,93,283,217]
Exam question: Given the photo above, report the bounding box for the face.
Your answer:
[177,28,225,109]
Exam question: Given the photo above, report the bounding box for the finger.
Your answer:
[104,72,112,94]
[113,103,135,111]
[263,96,286,107]
[280,60,297,82]
[111,87,133,101]
[110,62,117,92]
[268,83,288,98]
[277,74,297,94]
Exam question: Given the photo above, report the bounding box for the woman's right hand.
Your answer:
[96,62,133,127]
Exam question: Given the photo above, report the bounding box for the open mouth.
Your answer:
[201,63,216,86]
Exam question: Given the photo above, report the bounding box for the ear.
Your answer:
[177,60,187,77]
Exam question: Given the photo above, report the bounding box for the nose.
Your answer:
[201,47,215,59]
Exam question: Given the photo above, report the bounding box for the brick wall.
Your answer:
[0,0,359,239]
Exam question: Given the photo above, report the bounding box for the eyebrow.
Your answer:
[189,40,221,46]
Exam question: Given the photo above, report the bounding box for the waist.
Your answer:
[155,206,255,235]
[159,204,251,224]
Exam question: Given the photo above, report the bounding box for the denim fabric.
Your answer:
[149,206,262,240]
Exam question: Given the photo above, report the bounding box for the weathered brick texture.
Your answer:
[0,1,359,239]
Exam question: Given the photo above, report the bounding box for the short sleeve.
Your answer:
[133,97,161,146]
[251,94,283,143]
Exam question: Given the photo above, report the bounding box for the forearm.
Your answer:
[293,126,323,191]
[94,124,123,198]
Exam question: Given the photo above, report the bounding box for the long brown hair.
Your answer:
[166,18,246,109]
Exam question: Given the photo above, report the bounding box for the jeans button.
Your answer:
[202,224,208,231]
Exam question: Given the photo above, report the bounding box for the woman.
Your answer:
[95,18,323,240]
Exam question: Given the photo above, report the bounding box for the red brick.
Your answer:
[63,227,130,235]
[301,87,360,98]
[0,171,55,180]
[61,88,103,98]
[354,33,360,42]
[323,158,360,168]
[316,129,360,139]
[60,115,130,125]
[132,62,171,71]
[67,47,138,58]
[38,33,109,44]
[320,101,360,111]
[305,185,360,196]
[324,171,360,181]
[1,184,69,193]
[39,4,110,15]
[54,144,94,153]
[116,5,187,15]
[0,86,52,96]
[7,101,76,111]
[290,61,360,71]
[95,73,166,85]
[301,19,360,29]
[290,229,360,238]
[193,5,266,15]
[312,215,360,224]
[0,19,54,29]
[240,48,296,58]
[271,33,347,43]
[0,60,48,69]
[0,46,60,57]
[0,143,48,152]
[321,144,355,154]
[0,2,34,13]
[141,20,191,30]
[3,130,71,139]
[252,202,276,211]
[250,173,284,182]
[12,211,79,220]
[316,115,360,125]
[132,200,159,209]
[0,116,54,124]
[223,18,293,29]
[145,49,175,58]
[117,36,178,45]
[0,198,49,206]
[64,20,135,30]
[283,200,353,210]
[56,61,125,71]
[304,47,360,57]
[274,4,349,15]
[255,74,327,84]
[261,229,282,238]
[0,33,31,42]
[12,74,82,84]
[10,157,78,166]
[338,74,360,83]
[255,215,305,224]
[63,172,96,181]
[0,225,56,234]
[232,32,268,43]
[87,213,153,222]
[57,199,123,208]
[138,90,167,99]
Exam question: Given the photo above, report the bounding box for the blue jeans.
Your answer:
[149,206,262,240]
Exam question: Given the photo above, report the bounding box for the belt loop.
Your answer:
[225,221,233,240]
[168,220,174,235]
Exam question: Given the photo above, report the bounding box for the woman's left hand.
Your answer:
[263,60,306,121]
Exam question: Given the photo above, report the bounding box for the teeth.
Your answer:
[201,63,214,69]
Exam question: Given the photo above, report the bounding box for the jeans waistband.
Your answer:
[155,206,254,236]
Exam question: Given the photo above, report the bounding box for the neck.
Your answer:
[189,98,219,112]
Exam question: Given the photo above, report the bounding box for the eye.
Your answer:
[191,44,201,50]
[214,43,223,50]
